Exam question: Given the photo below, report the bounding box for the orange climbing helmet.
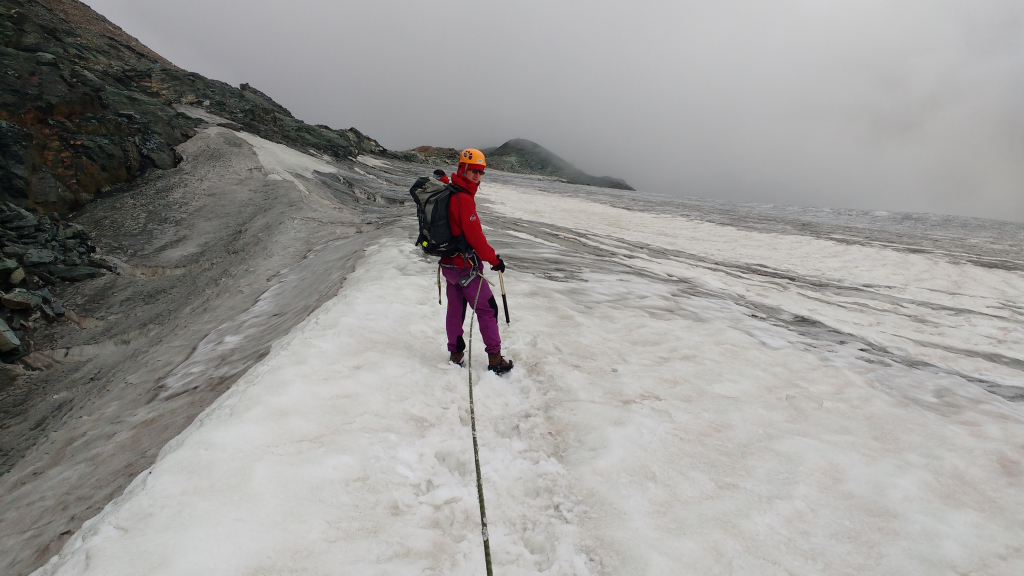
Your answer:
[459,148,486,168]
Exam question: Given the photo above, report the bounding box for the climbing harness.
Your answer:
[466,277,495,576]
[439,254,491,293]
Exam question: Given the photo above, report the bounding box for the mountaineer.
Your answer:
[439,149,513,374]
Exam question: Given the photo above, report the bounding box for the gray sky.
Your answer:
[86,0,1024,222]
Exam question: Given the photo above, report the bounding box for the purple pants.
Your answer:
[443,264,501,354]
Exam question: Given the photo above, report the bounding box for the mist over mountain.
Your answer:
[483,139,634,190]
[79,0,1023,221]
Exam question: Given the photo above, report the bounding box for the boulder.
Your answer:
[0,362,27,388]
[3,245,28,258]
[49,266,104,282]
[35,52,58,66]
[15,227,38,239]
[27,171,76,213]
[0,258,19,274]
[2,288,42,310]
[87,256,115,271]
[9,267,25,285]
[58,224,86,240]
[5,205,36,220]
[23,248,56,266]
[29,269,56,284]
[142,140,180,169]
[0,318,20,352]
[6,214,38,229]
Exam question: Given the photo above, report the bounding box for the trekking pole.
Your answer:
[497,271,510,325]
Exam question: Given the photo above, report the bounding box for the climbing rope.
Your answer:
[466,277,495,576]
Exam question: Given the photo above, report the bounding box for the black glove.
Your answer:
[490,255,506,273]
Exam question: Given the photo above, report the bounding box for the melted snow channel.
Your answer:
[235,131,337,194]
[355,155,392,169]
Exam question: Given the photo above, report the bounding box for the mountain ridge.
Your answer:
[483,139,633,190]
[403,139,634,190]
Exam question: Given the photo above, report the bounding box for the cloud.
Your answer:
[86,0,1024,221]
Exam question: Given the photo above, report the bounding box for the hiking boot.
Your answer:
[450,351,465,367]
[487,353,514,375]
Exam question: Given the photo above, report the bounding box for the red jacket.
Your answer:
[441,172,498,268]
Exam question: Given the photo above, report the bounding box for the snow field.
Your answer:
[483,184,1024,306]
[35,241,593,576]
[482,184,1024,389]
[517,271,1024,575]
[36,238,1024,575]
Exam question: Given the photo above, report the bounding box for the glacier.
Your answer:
[33,134,1024,576]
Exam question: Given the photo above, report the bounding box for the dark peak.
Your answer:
[489,139,574,172]
[486,138,634,191]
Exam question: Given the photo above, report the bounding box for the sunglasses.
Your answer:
[468,168,485,175]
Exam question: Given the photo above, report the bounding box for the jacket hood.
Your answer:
[450,172,479,195]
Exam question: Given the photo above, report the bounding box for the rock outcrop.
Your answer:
[402,145,460,166]
[0,199,106,362]
[483,138,634,190]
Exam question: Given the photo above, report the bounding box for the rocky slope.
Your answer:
[0,0,413,382]
[0,200,108,359]
[0,112,427,576]
[483,138,634,190]
[0,2,442,575]
[0,0,392,216]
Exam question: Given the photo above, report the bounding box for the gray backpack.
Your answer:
[409,176,469,257]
